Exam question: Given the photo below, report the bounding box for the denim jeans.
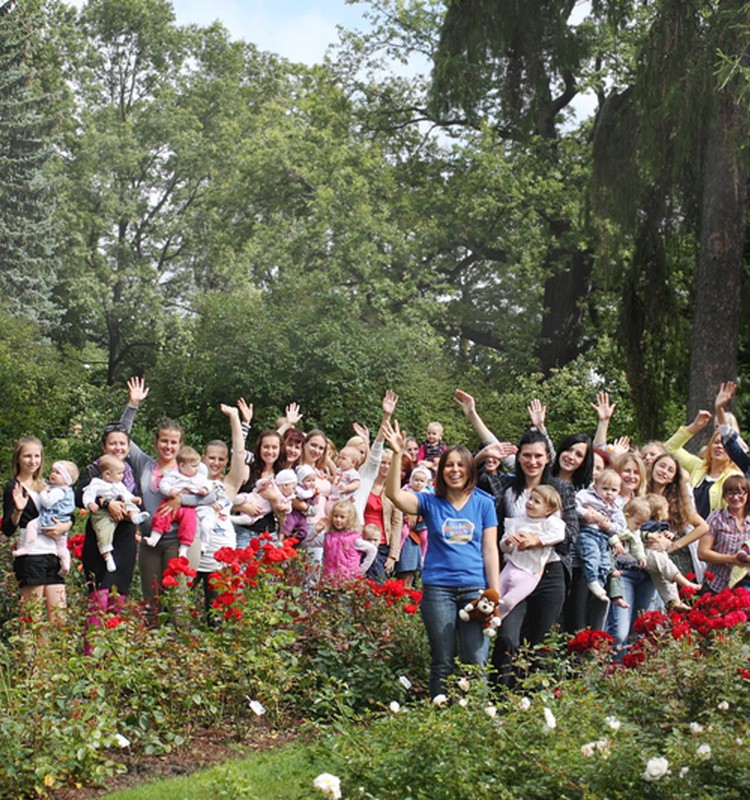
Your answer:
[606,568,656,649]
[420,584,489,698]
[576,526,610,585]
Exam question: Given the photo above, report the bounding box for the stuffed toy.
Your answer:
[458,588,501,637]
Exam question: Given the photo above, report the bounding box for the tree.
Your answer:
[0,0,63,325]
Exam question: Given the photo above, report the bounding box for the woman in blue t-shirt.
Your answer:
[384,421,499,698]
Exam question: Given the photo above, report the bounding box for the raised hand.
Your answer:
[382,389,398,417]
[352,421,370,443]
[590,391,616,422]
[453,388,475,417]
[527,398,547,429]
[611,436,631,457]
[221,403,240,420]
[285,402,303,426]
[126,376,149,407]
[382,420,406,452]
[237,397,254,424]
[715,381,737,411]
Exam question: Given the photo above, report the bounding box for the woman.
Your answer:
[615,451,646,502]
[646,452,708,574]
[665,409,740,519]
[232,430,285,548]
[297,429,333,530]
[76,421,139,632]
[384,420,499,698]
[2,437,72,621]
[362,448,403,580]
[698,475,750,592]
[119,377,214,608]
[489,429,578,688]
[551,433,605,633]
[194,405,245,618]
[279,428,306,471]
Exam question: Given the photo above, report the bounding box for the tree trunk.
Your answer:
[687,95,747,437]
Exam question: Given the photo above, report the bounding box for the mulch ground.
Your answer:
[51,727,301,799]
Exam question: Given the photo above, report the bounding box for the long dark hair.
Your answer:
[248,430,282,482]
[511,429,551,496]
[551,433,593,489]
[434,446,477,498]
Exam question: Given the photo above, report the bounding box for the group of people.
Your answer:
[4,378,750,695]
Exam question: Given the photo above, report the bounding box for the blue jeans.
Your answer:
[576,526,610,585]
[606,568,656,650]
[420,584,489,698]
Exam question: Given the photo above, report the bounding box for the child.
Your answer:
[82,454,149,572]
[416,422,447,474]
[362,523,382,548]
[638,494,701,609]
[279,465,318,543]
[14,460,79,577]
[498,485,566,621]
[143,446,210,557]
[322,500,377,583]
[328,447,362,505]
[396,466,432,587]
[575,468,626,602]
[731,540,750,588]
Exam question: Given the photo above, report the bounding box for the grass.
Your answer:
[102,741,327,800]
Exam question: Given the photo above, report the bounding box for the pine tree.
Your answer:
[0,0,62,325]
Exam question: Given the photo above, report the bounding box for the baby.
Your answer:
[82,454,149,572]
[230,469,296,529]
[499,486,566,621]
[328,447,362,505]
[636,494,701,609]
[575,468,626,602]
[143,446,211,557]
[279,465,319,543]
[416,422,447,473]
[14,460,79,577]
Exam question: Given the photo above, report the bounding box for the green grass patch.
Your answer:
[102,741,326,800]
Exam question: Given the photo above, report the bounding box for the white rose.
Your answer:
[518,697,531,711]
[432,694,448,706]
[604,716,621,731]
[718,701,729,711]
[642,756,669,781]
[398,675,412,690]
[313,773,342,800]
[689,721,704,734]
[697,743,712,760]
[388,701,400,713]
[484,705,497,718]
[543,706,557,732]
[457,677,471,692]
[581,741,597,758]
[114,733,130,748]
[458,697,469,707]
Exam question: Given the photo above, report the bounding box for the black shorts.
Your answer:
[13,554,64,587]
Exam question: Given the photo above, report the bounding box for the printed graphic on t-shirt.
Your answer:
[442,517,474,544]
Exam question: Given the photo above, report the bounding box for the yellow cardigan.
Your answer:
[665,426,741,513]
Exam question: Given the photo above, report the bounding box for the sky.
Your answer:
[169,0,369,65]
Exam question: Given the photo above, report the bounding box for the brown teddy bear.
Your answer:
[458,588,501,637]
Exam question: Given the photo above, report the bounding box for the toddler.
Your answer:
[328,447,362,505]
[396,466,432,587]
[143,446,210,557]
[499,486,566,621]
[279,465,319,543]
[575,468,626,602]
[416,422,447,473]
[14,460,79,577]
[82,454,149,572]
[322,500,377,583]
[362,523,382,548]
[638,494,701,609]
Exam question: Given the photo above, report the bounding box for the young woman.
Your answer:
[76,420,139,638]
[551,434,594,490]
[665,407,740,519]
[698,475,750,592]
[384,420,499,698]
[646,452,708,576]
[232,430,285,547]
[2,437,72,621]
[119,377,215,608]
[279,428,306,471]
[362,448,403,580]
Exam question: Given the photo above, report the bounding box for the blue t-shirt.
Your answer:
[417,489,498,586]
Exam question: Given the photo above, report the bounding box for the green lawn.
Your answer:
[103,741,326,800]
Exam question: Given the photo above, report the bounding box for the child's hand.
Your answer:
[198,486,210,496]
[638,559,647,568]
[88,502,100,514]
[611,541,625,556]
[132,497,142,506]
